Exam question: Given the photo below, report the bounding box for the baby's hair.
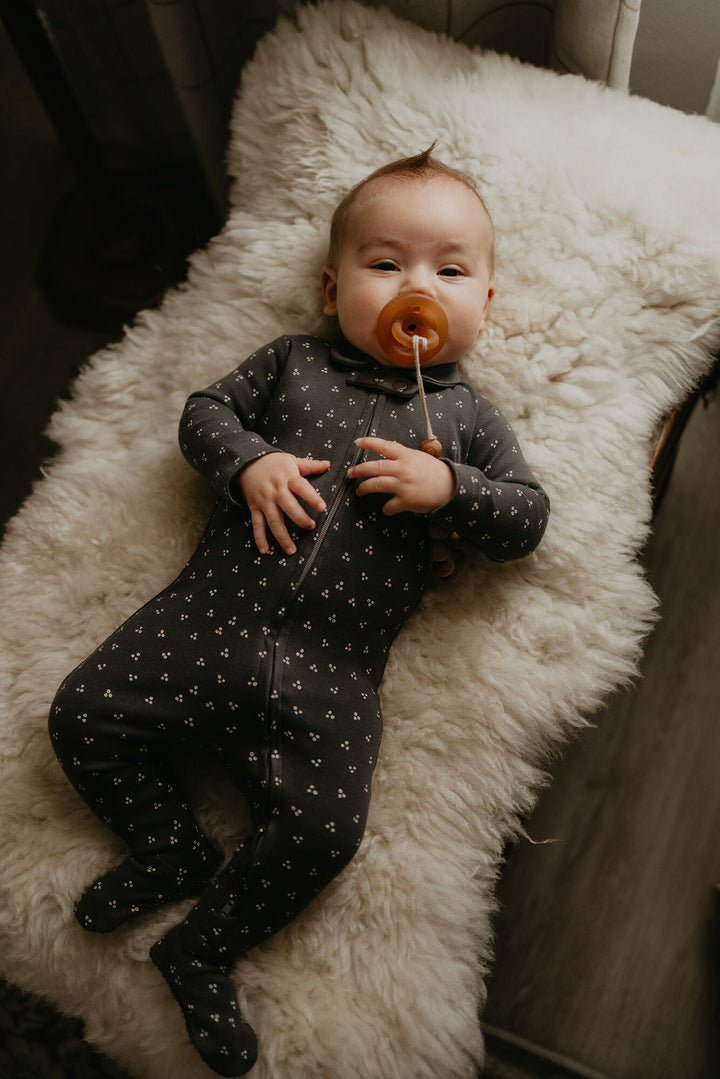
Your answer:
[326,144,494,272]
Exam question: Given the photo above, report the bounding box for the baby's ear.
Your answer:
[479,283,495,332]
[321,266,338,316]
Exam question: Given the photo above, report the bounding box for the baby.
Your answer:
[49,148,549,1076]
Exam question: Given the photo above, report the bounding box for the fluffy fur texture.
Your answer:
[1,3,720,1077]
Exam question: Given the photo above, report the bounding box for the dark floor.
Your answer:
[484,384,720,1079]
[2,19,720,1079]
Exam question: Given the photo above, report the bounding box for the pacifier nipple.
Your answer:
[376,294,448,368]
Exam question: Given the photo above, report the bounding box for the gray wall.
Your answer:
[630,0,720,118]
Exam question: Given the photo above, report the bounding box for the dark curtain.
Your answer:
[38,0,279,217]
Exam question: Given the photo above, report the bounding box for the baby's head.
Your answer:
[322,148,495,367]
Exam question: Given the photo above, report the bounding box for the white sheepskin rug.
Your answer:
[1,3,720,1077]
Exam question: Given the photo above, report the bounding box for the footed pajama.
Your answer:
[49,334,549,1073]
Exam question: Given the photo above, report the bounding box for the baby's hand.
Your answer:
[238,453,330,555]
[348,437,454,515]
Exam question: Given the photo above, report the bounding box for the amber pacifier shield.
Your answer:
[376,294,448,367]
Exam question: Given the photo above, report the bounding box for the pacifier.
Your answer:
[376,294,448,368]
[375,293,447,458]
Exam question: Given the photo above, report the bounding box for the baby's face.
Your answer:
[322,174,494,367]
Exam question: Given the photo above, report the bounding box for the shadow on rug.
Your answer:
[0,978,132,1079]
[0,973,603,1079]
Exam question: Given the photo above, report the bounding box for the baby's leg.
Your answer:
[150,682,383,1075]
[49,626,221,931]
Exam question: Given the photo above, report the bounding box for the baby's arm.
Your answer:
[180,336,329,555]
[432,398,550,562]
[237,454,329,555]
[349,399,549,562]
[348,437,454,515]
[180,341,289,503]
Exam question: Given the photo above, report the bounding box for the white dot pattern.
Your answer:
[50,334,549,956]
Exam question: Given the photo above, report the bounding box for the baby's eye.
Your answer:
[372,260,399,272]
[438,266,464,278]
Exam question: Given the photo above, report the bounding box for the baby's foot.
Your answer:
[150,925,258,1076]
[75,847,222,933]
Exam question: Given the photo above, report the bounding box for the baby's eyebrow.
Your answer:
[356,236,408,253]
[357,236,475,256]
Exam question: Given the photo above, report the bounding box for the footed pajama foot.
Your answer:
[75,847,223,933]
[150,922,258,1076]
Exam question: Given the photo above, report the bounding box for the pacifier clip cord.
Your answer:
[411,333,464,579]
[412,334,442,458]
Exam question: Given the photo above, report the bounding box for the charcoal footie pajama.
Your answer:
[49,334,549,1074]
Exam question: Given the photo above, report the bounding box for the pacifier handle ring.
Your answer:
[391,321,441,356]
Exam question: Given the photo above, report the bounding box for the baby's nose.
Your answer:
[401,267,435,296]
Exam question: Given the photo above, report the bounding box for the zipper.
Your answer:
[287,391,379,600]
[260,390,381,824]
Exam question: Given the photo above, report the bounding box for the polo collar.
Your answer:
[328,336,461,396]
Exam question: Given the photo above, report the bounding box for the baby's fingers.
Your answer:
[250,508,271,555]
[354,436,404,460]
[352,473,409,514]
[264,499,305,555]
[348,455,399,482]
[278,487,319,533]
[353,473,398,499]
[296,456,331,477]
[289,472,327,514]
